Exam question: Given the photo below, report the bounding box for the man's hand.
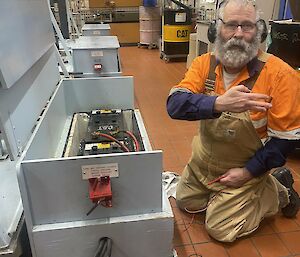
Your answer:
[214,85,272,113]
[219,167,253,188]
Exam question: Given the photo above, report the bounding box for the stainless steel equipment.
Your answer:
[82,24,111,36]
[71,36,121,77]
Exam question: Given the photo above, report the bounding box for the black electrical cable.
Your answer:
[93,238,106,257]
[93,237,112,257]
[106,238,112,257]
[99,237,112,257]
[100,237,112,257]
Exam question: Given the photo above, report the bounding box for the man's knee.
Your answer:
[175,183,195,210]
[176,173,209,211]
[175,197,189,210]
[205,218,239,243]
[176,198,209,214]
[175,191,191,210]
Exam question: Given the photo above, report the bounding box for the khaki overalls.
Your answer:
[176,54,289,242]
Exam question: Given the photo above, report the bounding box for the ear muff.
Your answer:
[207,20,217,43]
[207,0,225,43]
[257,19,268,43]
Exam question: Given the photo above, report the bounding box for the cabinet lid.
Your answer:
[0,1,55,89]
[71,36,120,50]
[0,0,60,160]
[82,24,111,31]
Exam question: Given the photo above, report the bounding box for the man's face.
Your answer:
[215,2,260,71]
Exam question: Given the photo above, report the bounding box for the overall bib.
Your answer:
[176,54,289,242]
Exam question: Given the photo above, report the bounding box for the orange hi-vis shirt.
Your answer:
[173,52,300,140]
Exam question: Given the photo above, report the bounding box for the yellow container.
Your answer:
[163,25,192,43]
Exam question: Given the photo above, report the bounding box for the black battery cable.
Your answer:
[93,237,112,257]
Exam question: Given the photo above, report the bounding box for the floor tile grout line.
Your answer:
[273,233,292,256]
[223,247,233,257]
[278,221,300,231]
[277,231,299,256]
[174,222,194,248]
[253,228,300,236]
[174,243,197,247]
[191,242,231,257]
[250,237,263,257]
[174,218,205,250]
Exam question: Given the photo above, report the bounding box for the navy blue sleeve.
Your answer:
[166,91,221,120]
[245,137,298,177]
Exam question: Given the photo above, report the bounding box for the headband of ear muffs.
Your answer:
[207,18,268,43]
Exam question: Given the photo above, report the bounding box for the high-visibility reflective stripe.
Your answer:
[261,137,271,145]
[268,127,300,140]
[169,87,193,95]
[252,117,267,129]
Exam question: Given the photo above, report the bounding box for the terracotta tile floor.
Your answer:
[119,46,300,257]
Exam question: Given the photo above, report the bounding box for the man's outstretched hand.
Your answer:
[214,85,272,113]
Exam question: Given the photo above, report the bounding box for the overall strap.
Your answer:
[242,52,272,90]
[204,54,217,92]
[242,61,265,90]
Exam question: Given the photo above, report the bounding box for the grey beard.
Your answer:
[214,35,260,69]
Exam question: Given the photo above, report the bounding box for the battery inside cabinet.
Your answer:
[64,109,144,157]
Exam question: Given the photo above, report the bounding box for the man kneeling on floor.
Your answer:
[167,0,300,242]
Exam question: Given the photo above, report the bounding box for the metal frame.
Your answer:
[17,76,173,257]
[50,5,73,65]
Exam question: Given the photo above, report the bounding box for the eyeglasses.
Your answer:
[219,18,257,32]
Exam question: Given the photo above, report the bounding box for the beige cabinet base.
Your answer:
[110,23,140,44]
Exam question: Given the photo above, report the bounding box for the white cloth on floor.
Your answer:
[162,171,180,199]
[172,249,178,257]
